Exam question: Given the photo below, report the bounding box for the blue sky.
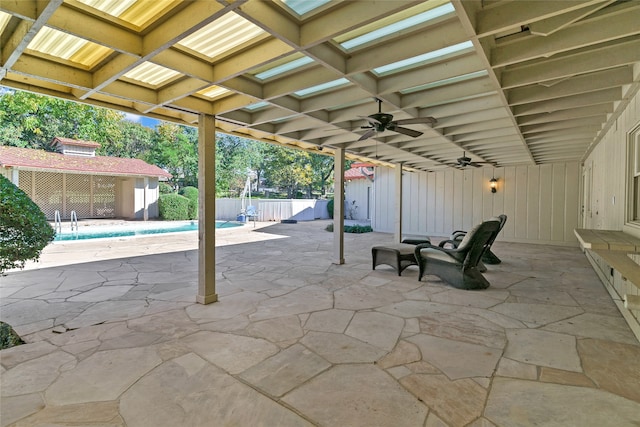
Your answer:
[123,113,160,129]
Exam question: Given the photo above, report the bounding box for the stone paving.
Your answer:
[1,220,639,426]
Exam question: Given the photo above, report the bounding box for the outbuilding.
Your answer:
[0,137,171,221]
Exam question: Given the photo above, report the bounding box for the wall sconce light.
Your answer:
[489,176,498,193]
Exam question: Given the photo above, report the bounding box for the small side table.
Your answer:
[372,243,421,276]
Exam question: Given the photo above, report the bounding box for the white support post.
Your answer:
[143,177,149,221]
[394,163,403,243]
[197,114,218,304]
[333,147,345,264]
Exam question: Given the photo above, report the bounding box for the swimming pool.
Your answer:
[54,221,243,241]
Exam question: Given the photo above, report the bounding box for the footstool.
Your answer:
[372,243,420,276]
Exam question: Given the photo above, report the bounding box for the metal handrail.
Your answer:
[54,210,62,234]
[70,210,78,231]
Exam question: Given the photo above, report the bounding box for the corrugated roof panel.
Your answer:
[0,11,11,34]
[334,1,451,49]
[197,86,231,100]
[123,62,182,87]
[27,27,112,68]
[281,0,331,16]
[75,0,178,29]
[177,12,267,60]
[340,3,454,51]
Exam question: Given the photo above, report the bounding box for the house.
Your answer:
[0,137,171,220]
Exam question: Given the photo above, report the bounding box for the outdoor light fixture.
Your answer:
[489,176,498,193]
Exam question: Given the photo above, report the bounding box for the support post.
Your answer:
[394,163,403,243]
[333,147,345,264]
[197,114,218,304]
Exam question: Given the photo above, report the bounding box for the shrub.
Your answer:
[179,186,198,219]
[324,223,372,233]
[0,321,24,350]
[326,199,334,219]
[159,182,174,194]
[159,193,190,220]
[0,176,55,274]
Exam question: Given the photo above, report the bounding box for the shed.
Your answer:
[0,138,172,220]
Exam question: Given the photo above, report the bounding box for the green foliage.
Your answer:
[145,123,198,188]
[324,223,372,233]
[0,176,55,274]
[0,321,25,350]
[179,186,199,219]
[345,224,372,233]
[158,193,190,220]
[159,182,174,194]
[327,199,334,219]
[0,90,123,151]
[215,134,264,197]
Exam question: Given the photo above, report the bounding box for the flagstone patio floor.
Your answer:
[1,220,639,426]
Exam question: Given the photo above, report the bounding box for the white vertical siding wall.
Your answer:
[373,163,580,245]
[344,179,372,221]
[585,86,640,238]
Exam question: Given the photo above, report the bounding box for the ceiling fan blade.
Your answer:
[393,117,437,126]
[358,128,377,141]
[359,116,381,126]
[392,126,423,138]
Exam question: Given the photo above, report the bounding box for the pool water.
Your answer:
[54,221,242,241]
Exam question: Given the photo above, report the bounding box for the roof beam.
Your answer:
[1,0,63,69]
[501,38,640,88]
[492,5,640,67]
[475,0,608,37]
[507,66,633,105]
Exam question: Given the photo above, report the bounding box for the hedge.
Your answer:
[159,193,190,220]
[179,186,198,220]
[159,182,174,194]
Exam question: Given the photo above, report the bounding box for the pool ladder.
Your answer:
[53,210,78,237]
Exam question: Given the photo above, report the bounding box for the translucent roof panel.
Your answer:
[281,0,332,16]
[75,0,179,30]
[123,62,182,87]
[177,12,267,61]
[400,71,488,94]
[339,3,454,51]
[197,86,231,100]
[372,41,474,76]
[293,78,350,97]
[245,101,270,111]
[27,27,112,68]
[0,11,11,34]
[254,56,314,81]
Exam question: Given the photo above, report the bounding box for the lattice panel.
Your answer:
[18,170,33,198]
[33,171,63,220]
[92,175,116,218]
[65,173,92,218]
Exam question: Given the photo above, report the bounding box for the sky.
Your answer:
[123,113,160,129]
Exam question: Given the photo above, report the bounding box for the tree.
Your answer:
[144,123,198,188]
[0,89,123,151]
[262,144,313,198]
[0,176,55,274]
[215,134,264,197]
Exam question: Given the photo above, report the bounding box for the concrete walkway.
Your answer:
[1,220,639,426]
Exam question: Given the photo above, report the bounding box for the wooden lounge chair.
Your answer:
[414,219,501,290]
[439,214,507,265]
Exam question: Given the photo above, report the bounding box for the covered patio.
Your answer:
[1,1,640,425]
[1,221,639,426]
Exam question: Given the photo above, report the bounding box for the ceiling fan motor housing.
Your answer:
[371,113,394,131]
